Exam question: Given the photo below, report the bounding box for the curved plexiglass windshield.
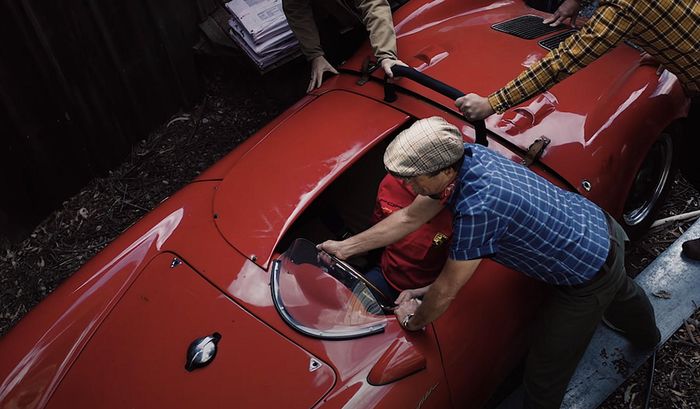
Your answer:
[271,239,391,340]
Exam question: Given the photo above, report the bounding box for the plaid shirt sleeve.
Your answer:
[449,211,501,260]
[488,0,634,113]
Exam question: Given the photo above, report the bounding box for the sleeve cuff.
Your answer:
[450,243,497,261]
[305,51,325,61]
[487,92,509,114]
[375,50,397,62]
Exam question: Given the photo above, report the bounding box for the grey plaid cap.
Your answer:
[384,116,464,178]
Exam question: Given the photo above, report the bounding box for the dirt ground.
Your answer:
[0,57,698,408]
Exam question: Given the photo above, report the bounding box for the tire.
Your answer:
[622,129,679,238]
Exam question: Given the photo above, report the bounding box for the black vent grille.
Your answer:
[491,15,564,40]
[539,30,577,50]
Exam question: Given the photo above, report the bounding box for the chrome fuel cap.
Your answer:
[185,332,221,372]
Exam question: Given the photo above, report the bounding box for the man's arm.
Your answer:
[487,0,634,114]
[282,0,340,91]
[396,258,482,331]
[318,195,443,259]
[353,0,409,77]
[282,0,324,60]
[354,0,397,62]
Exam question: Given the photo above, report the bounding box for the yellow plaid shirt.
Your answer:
[489,0,700,113]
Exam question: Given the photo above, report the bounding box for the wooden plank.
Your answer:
[562,219,700,408]
[497,220,700,409]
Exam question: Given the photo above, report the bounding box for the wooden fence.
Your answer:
[0,0,226,242]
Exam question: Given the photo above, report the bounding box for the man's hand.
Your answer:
[381,58,408,78]
[395,285,430,305]
[455,93,495,120]
[394,298,422,331]
[317,240,351,260]
[542,0,581,26]
[308,56,338,92]
[639,52,664,75]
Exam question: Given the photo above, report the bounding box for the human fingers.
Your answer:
[393,301,411,320]
[395,290,413,305]
[549,14,567,27]
[542,11,559,25]
[381,59,396,78]
[314,70,324,89]
[639,52,658,66]
[316,240,335,253]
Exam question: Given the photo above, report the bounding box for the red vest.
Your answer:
[373,175,453,290]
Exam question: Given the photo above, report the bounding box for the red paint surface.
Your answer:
[0,0,688,408]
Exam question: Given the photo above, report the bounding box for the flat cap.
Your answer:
[384,116,464,178]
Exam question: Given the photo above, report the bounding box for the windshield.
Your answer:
[271,239,390,340]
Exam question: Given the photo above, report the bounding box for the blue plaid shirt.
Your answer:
[449,144,610,286]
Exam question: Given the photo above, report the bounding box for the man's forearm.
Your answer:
[405,284,454,330]
[403,258,481,331]
[340,207,425,257]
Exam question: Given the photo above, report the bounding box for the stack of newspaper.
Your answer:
[225,0,299,70]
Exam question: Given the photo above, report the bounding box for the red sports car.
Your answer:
[0,0,689,408]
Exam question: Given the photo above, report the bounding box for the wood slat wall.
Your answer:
[0,0,224,243]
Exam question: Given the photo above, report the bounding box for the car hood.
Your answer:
[43,252,335,409]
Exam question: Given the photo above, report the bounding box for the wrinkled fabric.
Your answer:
[282,0,397,61]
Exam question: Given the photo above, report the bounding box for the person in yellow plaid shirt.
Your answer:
[456,0,700,263]
[456,0,698,116]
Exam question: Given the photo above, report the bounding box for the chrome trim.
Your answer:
[309,358,323,372]
[270,259,386,340]
[623,134,673,226]
[185,332,221,372]
[581,180,592,192]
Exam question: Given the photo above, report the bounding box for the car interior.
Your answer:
[274,121,420,287]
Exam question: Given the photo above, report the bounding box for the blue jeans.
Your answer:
[364,265,400,304]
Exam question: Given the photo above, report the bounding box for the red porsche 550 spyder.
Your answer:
[0,0,689,408]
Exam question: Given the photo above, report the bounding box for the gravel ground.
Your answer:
[0,58,698,408]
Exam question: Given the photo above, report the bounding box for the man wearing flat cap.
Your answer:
[319,116,660,409]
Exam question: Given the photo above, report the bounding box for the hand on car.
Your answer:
[317,240,350,260]
[381,58,409,78]
[639,52,664,75]
[395,285,430,305]
[394,297,422,331]
[543,0,581,26]
[308,56,339,93]
[455,93,495,120]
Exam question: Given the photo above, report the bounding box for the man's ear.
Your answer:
[442,168,457,178]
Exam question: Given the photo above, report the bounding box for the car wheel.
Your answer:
[622,130,678,238]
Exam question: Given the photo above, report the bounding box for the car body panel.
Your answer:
[0,183,214,409]
[213,90,410,268]
[44,252,336,409]
[433,259,546,405]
